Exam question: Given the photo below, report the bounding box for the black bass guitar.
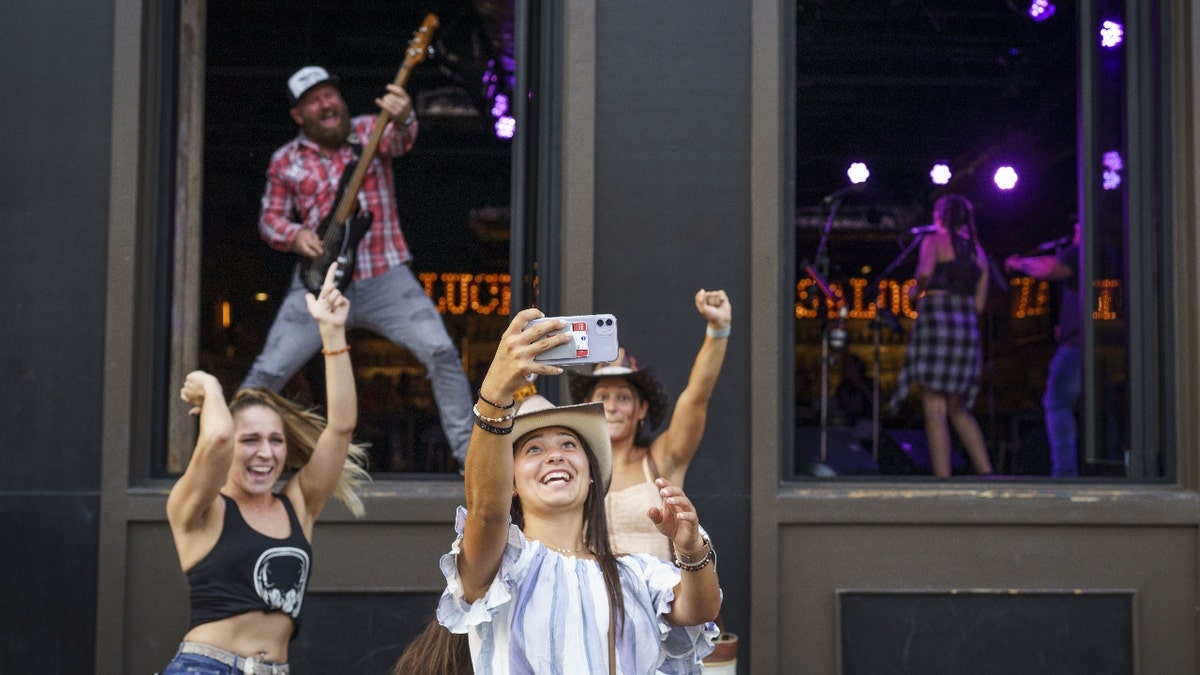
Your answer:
[299,13,438,292]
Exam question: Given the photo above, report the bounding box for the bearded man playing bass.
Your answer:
[242,65,473,469]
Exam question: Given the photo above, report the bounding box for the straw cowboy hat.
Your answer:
[511,395,612,489]
[567,348,671,433]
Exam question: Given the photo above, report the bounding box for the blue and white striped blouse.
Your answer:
[437,507,718,674]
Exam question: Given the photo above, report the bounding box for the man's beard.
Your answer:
[302,106,351,149]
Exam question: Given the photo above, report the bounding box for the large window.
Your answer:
[791,0,1168,480]
[161,1,521,476]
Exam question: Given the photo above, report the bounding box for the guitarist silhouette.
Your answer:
[244,15,475,469]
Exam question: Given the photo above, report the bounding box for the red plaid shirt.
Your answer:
[258,115,416,280]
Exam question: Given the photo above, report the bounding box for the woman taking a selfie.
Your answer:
[403,308,720,674]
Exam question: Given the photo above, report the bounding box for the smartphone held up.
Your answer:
[527,314,619,366]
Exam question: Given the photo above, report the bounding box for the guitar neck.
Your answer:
[329,14,438,226]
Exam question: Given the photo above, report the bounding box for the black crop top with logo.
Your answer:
[926,235,981,296]
[186,493,313,637]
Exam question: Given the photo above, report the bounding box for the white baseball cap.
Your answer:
[287,66,340,104]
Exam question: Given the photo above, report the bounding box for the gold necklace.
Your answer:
[543,542,586,556]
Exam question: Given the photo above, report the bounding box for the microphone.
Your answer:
[821,183,865,205]
[907,224,939,235]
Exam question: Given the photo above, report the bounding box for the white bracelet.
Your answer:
[706,325,731,339]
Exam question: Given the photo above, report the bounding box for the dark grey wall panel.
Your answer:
[0,495,100,673]
[0,1,114,673]
[594,2,753,671]
[291,592,441,673]
[0,2,112,491]
[840,591,1134,675]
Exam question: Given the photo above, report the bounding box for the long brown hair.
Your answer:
[932,193,980,263]
[391,617,471,675]
[229,388,370,517]
[393,430,627,672]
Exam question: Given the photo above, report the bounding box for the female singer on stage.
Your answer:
[890,194,994,478]
[161,263,369,674]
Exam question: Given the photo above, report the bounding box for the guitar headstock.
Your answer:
[405,14,439,66]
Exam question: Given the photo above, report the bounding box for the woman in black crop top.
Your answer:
[162,263,369,674]
[889,194,995,478]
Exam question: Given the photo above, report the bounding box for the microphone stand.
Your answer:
[802,197,845,469]
[866,232,925,461]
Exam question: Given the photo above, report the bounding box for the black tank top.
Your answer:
[186,493,313,636]
[926,235,981,296]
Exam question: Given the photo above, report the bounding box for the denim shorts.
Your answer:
[159,641,289,674]
[160,651,238,675]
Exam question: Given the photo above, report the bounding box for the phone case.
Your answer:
[529,314,619,365]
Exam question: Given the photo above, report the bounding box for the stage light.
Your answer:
[1102,150,1123,190]
[847,162,870,184]
[1028,0,1056,22]
[993,166,1019,190]
[1100,20,1124,48]
[495,115,516,139]
[929,163,952,185]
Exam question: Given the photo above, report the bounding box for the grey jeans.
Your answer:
[241,264,473,464]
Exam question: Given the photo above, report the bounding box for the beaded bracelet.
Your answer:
[321,345,351,355]
[473,415,514,435]
[706,325,731,339]
[472,403,514,425]
[472,404,514,435]
[477,389,515,410]
[673,533,716,572]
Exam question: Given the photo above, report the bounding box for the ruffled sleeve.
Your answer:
[436,506,528,633]
[621,553,720,674]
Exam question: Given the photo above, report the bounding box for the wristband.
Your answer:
[706,325,731,340]
[321,345,351,355]
[673,533,716,572]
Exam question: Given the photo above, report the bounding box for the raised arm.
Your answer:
[166,371,234,545]
[1005,252,1075,282]
[286,263,357,528]
[376,83,417,157]
[653,290,731,483]
[647,478,722,626]
[458,309,572,603]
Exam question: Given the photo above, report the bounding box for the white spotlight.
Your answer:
[930,163,952,185]
[993,166,1019,190]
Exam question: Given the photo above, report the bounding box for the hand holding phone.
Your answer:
[527,314,619,365]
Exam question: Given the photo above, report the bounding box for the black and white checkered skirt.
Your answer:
[889,292,981,411]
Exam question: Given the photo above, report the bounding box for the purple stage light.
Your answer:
[495,115,516,139]
[929,163,952,185]
[1102,150,1123,190]
[1103,151,1123,171]
[1028,0,1056,22]
[993,166,1019,190]
[1100,20,1124,48]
